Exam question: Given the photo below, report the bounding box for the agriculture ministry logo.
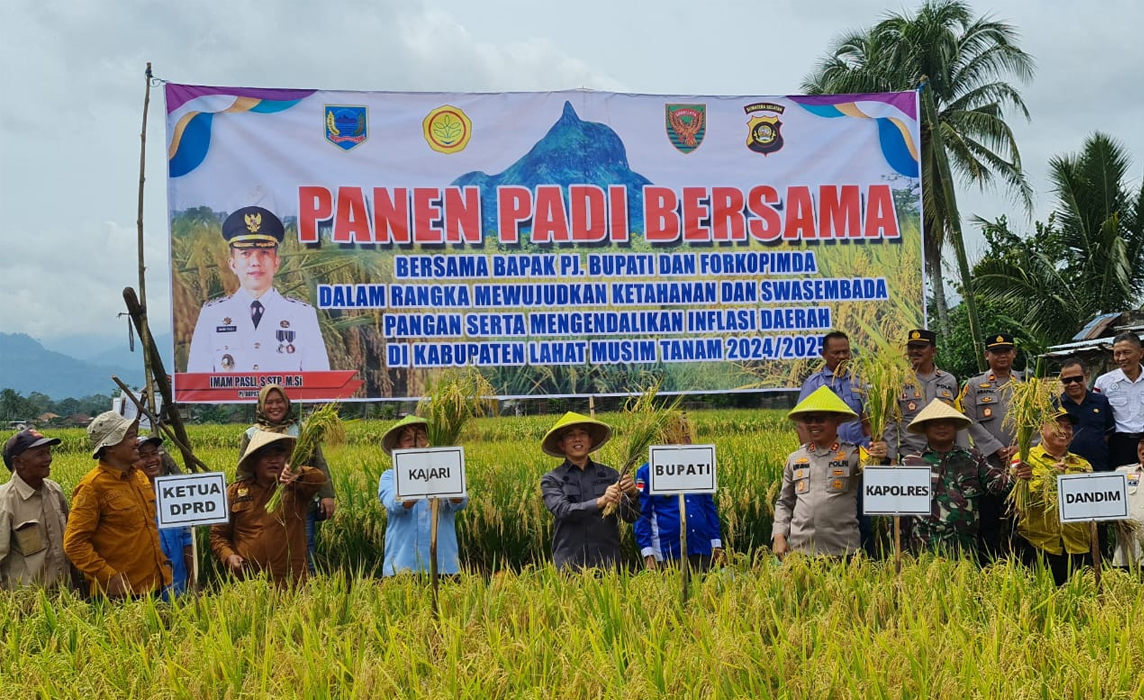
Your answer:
[325,105,368,151]
[665,104,706,154]
[423,105,473,154]
[744,102,785,155]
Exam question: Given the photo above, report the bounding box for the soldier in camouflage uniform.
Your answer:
[901,400,1029,556]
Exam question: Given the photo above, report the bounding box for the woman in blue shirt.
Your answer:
[377,416,467,576]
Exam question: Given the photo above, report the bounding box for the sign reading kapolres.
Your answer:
[166,86,924,402]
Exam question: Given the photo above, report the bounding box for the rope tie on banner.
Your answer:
[147,64,167,87]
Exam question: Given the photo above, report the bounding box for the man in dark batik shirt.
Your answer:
[902,399,1029,555]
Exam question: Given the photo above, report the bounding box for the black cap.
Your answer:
[905,329,937,346]
[222,206,284,249]
[4,429,61,470]
[986,333,1016,350]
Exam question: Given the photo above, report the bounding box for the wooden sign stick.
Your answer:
[679,493,690,604]
[430,498,441,619]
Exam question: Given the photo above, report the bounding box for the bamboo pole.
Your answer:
[136,62,159,419]
[122,287,200,472]
[111,376,208,472]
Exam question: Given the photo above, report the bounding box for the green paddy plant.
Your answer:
[418,367,497,447]
[266,402,344,513]
[850,351,915,465]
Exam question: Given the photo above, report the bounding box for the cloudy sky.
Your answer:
[1,0,1141,357]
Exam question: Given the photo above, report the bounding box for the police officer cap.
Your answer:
[222,206,285,249]
[905,328,937,346]
[985,333,1015,350]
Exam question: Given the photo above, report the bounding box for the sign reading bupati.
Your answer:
[862,467,932,516]
[393,446,466,500]
[647,445,717,495]
[154,472,229,529]
[1057,473,1130,523]
[166,86,924,402]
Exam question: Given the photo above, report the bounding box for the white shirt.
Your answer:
[1112,463,1144,567]
[1094,365,1144,433]
[187,287,330,373]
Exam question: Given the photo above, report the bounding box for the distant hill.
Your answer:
[0,333,147,399]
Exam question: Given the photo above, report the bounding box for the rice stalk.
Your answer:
[267,402,343,513]
[850,352,916,466]
[418,368,497,447]
[602,382,682,516]
[1002,374,1058,513]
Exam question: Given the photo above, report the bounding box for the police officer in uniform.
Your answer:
[958,333,1023,560]
[187,206,329,373]
[883,329,967,463]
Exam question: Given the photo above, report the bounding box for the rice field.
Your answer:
[2,410,1141,699]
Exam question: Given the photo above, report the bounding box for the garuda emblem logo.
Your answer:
[665,104,706,154]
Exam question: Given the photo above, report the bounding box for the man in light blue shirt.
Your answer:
[798,331,868,446]
[377,416,467,576]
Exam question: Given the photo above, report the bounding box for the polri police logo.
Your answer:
[665,104,706,154]
[744,102,785,155]
[422,105,473,154]
[325,105,368,151]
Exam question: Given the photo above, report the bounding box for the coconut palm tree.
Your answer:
[973,132,1144,341]
[802,0,1034,357]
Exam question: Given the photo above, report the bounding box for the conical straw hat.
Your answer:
[381,415,430,456]
[237,430,296,478]
[788,386,859,420]
[906,399,971,434]
[541,412,612,458]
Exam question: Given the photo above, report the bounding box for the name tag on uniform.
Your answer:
[216,325,237,332]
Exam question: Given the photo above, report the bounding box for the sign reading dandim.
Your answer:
[1057,473,1130,523]
[166,86,924,402]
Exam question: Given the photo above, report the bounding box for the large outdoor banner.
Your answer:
[166,85,924,402]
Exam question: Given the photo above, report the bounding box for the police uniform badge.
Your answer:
[907,401,917,412]
[796,479,810,494]
[743,102,785,155]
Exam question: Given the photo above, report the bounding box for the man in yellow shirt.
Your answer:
[63,412,171,597]
[1015,408,1092,585]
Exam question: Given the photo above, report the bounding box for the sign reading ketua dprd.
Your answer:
[1057,472,1130,523]
[154,472,229,528]
[393,446,467,500]
[862,466,931,516]
[647,445,717,495]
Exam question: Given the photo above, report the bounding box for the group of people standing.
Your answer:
[781,328,1144,584]
[1,329,1141,593]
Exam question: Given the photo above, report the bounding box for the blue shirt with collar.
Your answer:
[378,469,467,576]
[799,365,868,446]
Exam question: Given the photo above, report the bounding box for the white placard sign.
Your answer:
[154,472,229,528]
[862,467,932,516]
[647,445,717,495]
[393,446,467,499]
[1057,472,1129,523]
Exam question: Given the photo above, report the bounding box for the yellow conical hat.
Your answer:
[541,412,612,458]
[906,399,971,434]
[787,386,859,420]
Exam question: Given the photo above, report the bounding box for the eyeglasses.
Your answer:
[1060,376,1086,385]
